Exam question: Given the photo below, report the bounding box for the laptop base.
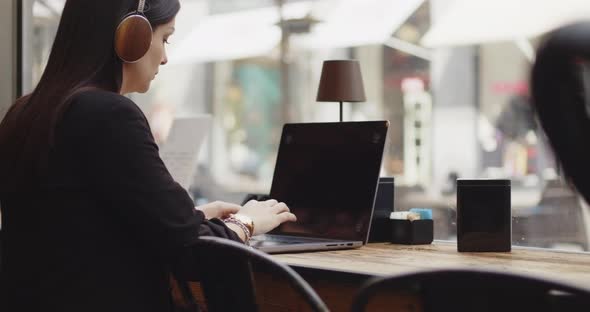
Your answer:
[250,234,363,254]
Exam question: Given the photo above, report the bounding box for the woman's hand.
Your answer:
[239,199,297,236]
[196,201,241,220]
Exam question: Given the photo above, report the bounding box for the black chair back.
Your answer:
[178,236,329,312]
[351,269,590,312]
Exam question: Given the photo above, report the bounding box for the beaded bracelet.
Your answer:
[224,217,252,245]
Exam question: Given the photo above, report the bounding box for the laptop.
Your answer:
[250,121,389,253]
[159,115,212,191]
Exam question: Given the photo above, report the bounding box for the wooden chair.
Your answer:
[174,236,329,312]
[351,269,590,312]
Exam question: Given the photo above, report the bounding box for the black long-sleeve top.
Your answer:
[0,90,241,311]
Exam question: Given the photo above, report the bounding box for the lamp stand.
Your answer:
[339,101,343,122]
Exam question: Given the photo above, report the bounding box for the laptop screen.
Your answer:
[269,121,388,242]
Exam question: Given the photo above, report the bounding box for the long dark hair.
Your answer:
[0,0,180,189]
[531,22,590,204]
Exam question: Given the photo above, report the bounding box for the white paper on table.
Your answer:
[159,115,212,191]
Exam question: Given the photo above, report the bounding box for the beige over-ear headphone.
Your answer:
[114,0,153,63]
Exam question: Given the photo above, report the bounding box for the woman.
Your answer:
[0,1,296,311]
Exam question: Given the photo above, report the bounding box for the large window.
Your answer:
[21,0,590,251]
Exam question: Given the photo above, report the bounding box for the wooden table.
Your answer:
[275,242,590,288]
[184,242,590,311]
[272,242,590,311]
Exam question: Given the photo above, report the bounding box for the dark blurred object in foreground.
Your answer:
[532,21,590,204]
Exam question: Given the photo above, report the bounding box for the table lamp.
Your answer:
[316,60,366,122]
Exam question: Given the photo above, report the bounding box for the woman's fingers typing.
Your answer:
[218,202,241,215]
[196,201,241,219]
[239,199,296,235]
[264,199,278,206]
[279,212,297,222]
[272,202,289,213]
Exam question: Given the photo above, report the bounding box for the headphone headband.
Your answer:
[138,0,146,13]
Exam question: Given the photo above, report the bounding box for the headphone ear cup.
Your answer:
[115,14,153,63]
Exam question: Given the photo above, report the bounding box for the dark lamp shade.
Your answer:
[316,60,366,102]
